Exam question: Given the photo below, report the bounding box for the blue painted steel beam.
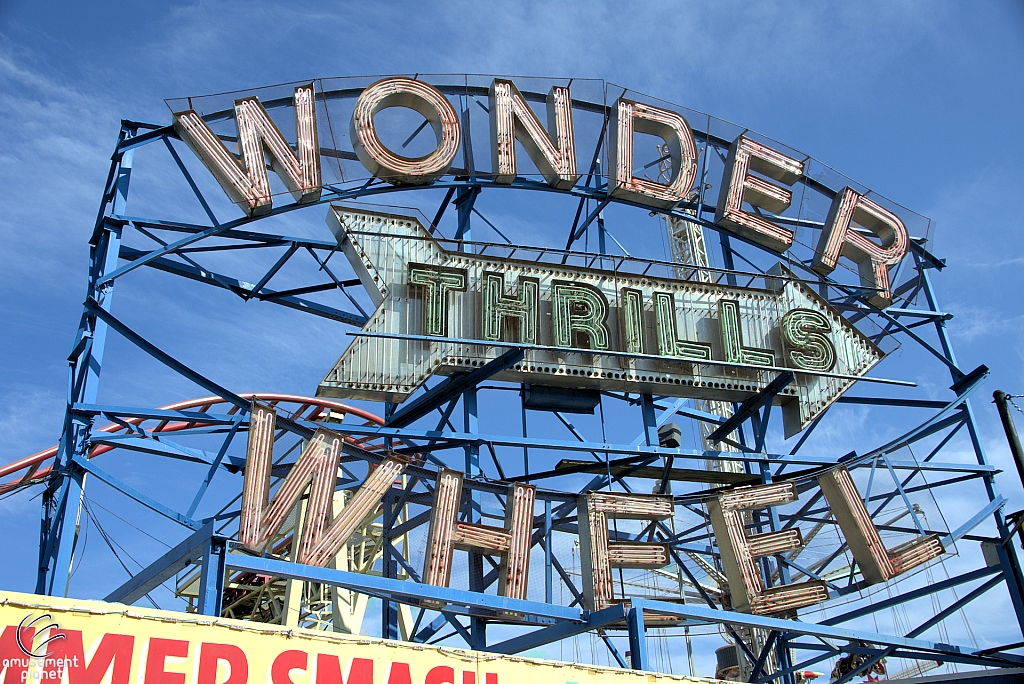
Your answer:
[116,125,174,153]
[626,606,648,670]
[246,243,298,298]
[831,575,1011,683]
[73,403,244,425]
[707,371,793,444]
[940,495,1006,548]
[198,536,227,616]
[224,553,582,624]
[117,246,367,326]
[72,455,202,530]
[836,396,950,409]
[821,565,1001,627]
[627,597,1015,660]
[83,298,250,412]
[386,348,525,428]
[489,603,628,654]
[105,523,215,604]
[90,434,230,469]
[312,420,996,475]
[162,138,219,226]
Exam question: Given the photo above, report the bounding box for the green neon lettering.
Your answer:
[780,308,836,372]
[619,288,646,354]
[482,272,539,344]
[408,263,467,336]
[653,291,712,361]
[718,299,775,366]
[552,281,610,350]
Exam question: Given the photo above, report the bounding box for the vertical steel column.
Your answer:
[626,605,649,670]
[40,131,134,596]
[919,262,1024,636]
[464,387,485,649]
[595,159,607,256]
[640,394,658,447]
[544,499,553,604]
[381,487,399,639]
[198,536,226,616]
[758,460,796,684]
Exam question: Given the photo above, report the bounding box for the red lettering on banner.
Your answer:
[145,639,188,684]
[47,631,134,684]
[386,662,411,684]
[461,673,474,684]
[0,626,34,684]
[197,644,247,684]
[485,674,497,684]
[315,656,372,684]
[272,651,308,684]
[424,667,453,684]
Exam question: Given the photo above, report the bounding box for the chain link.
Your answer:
[1005,394,1024,416]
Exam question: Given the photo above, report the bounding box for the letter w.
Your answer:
[173,83,321,217]
[240,401,409,566]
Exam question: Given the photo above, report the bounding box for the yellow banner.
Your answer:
[0,591,712,684]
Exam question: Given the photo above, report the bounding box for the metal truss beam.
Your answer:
[315,420,996,475]
[627,597,1022,663]
[117,246,366,326]
[71,455,202,530]
[489,603,627,654]
[821,565,1001,627]
[225,553,581,625]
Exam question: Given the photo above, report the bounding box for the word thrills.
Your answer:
[318,207,884,437]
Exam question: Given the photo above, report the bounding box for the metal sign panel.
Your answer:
[318,206,885,436]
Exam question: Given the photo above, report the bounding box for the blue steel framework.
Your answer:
[12,79,1024,683]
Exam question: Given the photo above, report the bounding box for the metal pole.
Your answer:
[994,390,1024,490]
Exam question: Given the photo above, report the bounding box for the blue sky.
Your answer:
[1,0,1024,678]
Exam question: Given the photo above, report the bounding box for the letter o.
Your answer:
[350,77,460,185]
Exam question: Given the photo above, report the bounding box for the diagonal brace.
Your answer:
[707,371,794,444]
[386,348,524,428]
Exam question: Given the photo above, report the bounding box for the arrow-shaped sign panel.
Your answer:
[318,206,887,437]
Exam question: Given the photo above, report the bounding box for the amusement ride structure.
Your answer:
[2,75,1023,684]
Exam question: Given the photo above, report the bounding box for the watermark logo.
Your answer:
[16,614,65,658]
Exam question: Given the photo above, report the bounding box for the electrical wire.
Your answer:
[81,497,162,610]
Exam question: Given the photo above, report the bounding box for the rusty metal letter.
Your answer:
[301,455,409,567]
[714,135,803,253]
[811,187,909,308]
[609,98,699,209]
[239,403,342,561]
[577,492,674,610]
[817,466,943,584]
[708,482,829,615]
[174,83,321,217]
[351,77,460,186]
[423,469,536,601]
[489,79,578,189]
